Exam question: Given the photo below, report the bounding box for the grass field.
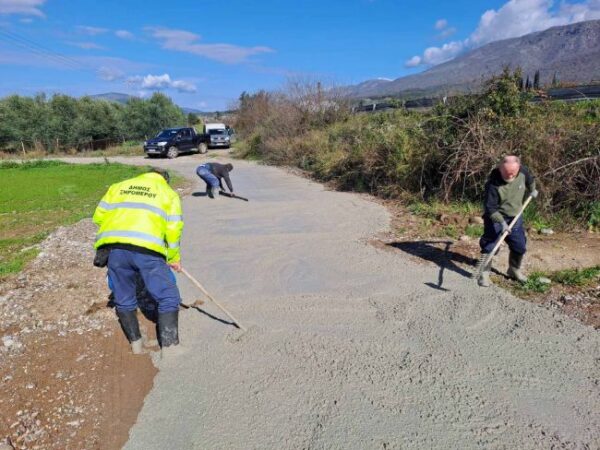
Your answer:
[0,160,169,277]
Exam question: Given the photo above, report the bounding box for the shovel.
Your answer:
[473,194,533,280]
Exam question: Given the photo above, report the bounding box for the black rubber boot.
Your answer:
[116,309,144,354]
[158,311,179,348]
[507,251,528,282]
[116,309,142,343]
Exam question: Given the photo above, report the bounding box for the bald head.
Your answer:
[499,155,521,182]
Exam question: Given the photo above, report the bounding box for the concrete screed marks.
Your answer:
[64,156,600,450]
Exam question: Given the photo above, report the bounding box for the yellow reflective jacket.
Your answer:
[93,172,184,263]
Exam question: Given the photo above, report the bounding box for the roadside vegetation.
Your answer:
[513,266,600,294]
[233,70,600,232]
[0,160,188,278]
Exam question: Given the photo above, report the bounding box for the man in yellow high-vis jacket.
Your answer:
[93,167,184,357]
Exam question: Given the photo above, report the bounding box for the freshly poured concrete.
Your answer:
[79,156,598,450]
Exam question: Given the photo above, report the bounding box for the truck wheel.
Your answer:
[166,146,179,159]
[198,143,208,154]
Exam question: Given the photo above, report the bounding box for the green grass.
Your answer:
[465,224,484,238]
[516,272,552,294]
[0,160,148,277]
[551,266,600,287]
[511,265,600,295]
[442,224,460,239]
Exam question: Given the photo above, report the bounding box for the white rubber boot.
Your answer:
[476,254,493,287]
[130,338,144,355]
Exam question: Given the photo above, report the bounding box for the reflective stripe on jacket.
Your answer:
[93,172,184,262]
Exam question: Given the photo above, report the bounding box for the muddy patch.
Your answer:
[0,219,157,449]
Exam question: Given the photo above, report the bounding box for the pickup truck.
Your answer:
[143,127,210,159]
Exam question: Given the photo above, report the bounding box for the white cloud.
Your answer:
[67,41,105,50]
[19,17,33,23]
[98,66,124,81]
[437,26,457,39]
[435,19,448,30]
[406,0,600,68]
[0,49,151,78]
[469,0,600,46]
[77,25,109,36]
[115,29,134,40]
[0,0,46,17]
[405,56,422,68]
[127,73,197,93]
[146,26,274,64]
[433,18,457,40]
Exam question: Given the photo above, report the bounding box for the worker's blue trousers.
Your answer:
[196,164,220,188]
[107,249,181,313]
[107,268,177,314]
[479,216,527,255]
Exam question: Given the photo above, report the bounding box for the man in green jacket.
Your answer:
[478,155,538,287]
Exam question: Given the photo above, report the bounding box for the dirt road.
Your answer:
[73,155,599,449]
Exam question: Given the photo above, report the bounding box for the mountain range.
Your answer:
[345,19,600,99]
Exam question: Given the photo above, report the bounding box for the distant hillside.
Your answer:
[89,92,208,115]
[346,19,600,99]
[89,92,135,104]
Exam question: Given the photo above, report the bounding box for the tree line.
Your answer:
[0,92,187,153]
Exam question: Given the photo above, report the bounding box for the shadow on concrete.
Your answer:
[191,306,239,329]
[387,240,485,291]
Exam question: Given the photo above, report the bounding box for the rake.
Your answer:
[181,268,247,332]
[473,195,533,280]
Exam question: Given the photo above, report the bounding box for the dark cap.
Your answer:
[148,167,171,183]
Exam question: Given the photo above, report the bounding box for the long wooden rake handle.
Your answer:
[181,268,247,332]
[475,195,534,277]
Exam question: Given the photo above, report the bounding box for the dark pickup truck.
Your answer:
[143,127,210,159]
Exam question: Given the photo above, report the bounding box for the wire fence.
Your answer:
[0,136,145,155]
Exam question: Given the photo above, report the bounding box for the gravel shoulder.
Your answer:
[0,219,156,450]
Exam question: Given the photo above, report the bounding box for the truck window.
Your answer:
[156,129,178,139]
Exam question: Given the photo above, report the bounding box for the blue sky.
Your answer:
[1,0,599,110]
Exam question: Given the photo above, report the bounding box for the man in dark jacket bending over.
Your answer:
[478,155,538,287]
[195,162,234,199]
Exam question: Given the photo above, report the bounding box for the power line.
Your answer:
[0,29,97,73]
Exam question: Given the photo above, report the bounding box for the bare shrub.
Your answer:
[233,71,600,227]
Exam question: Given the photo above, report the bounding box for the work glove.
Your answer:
[501,221,511,234]
[530,189,539,199]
